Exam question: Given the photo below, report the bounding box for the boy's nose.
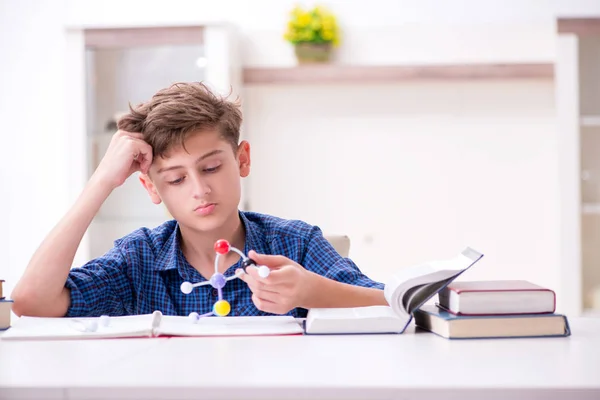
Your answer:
[190,175,211,198]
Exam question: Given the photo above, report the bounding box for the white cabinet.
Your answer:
[81,25,242,259]
[556,18,600,315]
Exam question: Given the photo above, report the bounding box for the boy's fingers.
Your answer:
[246,267,279,293]
[248,250,290,267]
[235,269,246,281]
[252,294,281,314]
[245,264,270,280]
[125,138,153,173]
[253,289,279,303]
[118,130,144,139]
[237,268,260,284]
[138,154,152,174]
[260,266,293,285]
[238,268,279,293]
[127,132,144,139]
[245,266,260,280]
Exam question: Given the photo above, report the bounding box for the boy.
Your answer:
[11,82,386,318]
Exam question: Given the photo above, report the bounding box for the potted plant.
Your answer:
[284,5,340,63]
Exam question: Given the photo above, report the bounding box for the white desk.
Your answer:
[1,318,599,400]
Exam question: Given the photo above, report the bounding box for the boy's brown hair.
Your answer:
[118,82,242,158]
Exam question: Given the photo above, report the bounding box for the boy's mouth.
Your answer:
[194,203,216,216]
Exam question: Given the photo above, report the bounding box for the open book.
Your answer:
[0,311,304,341]
[304,247,484,334]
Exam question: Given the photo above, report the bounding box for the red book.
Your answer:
[437,280,556,316]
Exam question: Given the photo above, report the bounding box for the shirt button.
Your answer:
[212,289,218,296]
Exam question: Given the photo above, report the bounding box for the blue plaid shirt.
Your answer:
[65,211,383,318]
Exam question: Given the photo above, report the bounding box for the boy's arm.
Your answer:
[64,246,133,317]
[301,265,388,309]
[299,227,387,308]
[239,227,388,314]
[11,131,152,317]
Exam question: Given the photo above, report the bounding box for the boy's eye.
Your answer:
[168,177,185,185]
[204,165,221,173]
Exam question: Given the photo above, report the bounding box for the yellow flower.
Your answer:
[321,30,333,41]
[284,4,340,46]
[322,15,335,28]
[301,31,313,42]
[299,14,312,27]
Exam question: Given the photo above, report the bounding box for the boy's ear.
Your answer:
[139,174,162,205]
[237,140,251,178]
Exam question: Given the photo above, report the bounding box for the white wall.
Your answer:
[245,81,557,286]
[62,0,600,66]
[3,0,600,313]
[1,0,70,297]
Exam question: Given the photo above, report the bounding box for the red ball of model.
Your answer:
[214,239,230,255]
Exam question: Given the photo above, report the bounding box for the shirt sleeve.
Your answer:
[64,245,133,317]
[301,226,384,290]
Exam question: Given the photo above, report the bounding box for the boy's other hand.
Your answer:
[93,130,153,190]
[236,251,317,315]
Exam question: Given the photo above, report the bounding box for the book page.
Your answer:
[0,314,156,341]
[383,248,484,318]
[157,315,304,336]
[305,306,408,334]
[405,277,456,313]
[307,305,398,320]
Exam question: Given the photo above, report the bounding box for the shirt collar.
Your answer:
[240,211,267,257]
[152,225,182,272]
[151,211,268,279]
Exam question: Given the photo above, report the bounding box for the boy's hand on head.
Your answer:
[236,251,318,315]
[92,130,153,190]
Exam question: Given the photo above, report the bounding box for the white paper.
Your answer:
[1,314,303,341]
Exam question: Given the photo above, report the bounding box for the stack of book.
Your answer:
[1,279,13,331]
[413,280,571,339]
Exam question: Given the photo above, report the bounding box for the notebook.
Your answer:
[304,247,484,334]
[413,304,571,339]
[437,280,556,315]
[0,311,304,341]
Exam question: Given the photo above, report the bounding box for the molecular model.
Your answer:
[180,239,270,320]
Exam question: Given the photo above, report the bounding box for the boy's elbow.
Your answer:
[11,286,69,317]
[10,286,33,317]
[11,283,44,317]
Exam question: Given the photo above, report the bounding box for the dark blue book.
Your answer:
[414,304,571,339]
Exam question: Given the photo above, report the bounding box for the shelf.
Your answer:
[558,18,600,36]
[242,63,554,85]
[85,26,205,49]
[582,203,600,215]
[581,116,600,127]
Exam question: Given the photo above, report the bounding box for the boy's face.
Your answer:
[140,129,250,233]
